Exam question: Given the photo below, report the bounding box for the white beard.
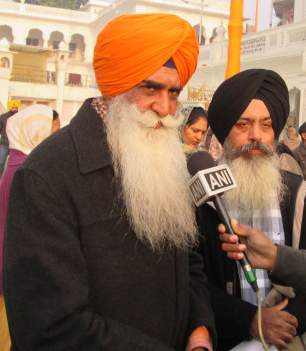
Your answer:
[220,139,287,220]
[104,94,198,251]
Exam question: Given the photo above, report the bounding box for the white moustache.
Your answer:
[132,104,184,130]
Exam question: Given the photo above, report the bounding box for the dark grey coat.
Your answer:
[293,141,306,180]
[4,98,216,351]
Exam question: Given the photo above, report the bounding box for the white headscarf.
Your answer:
[6,104,53,155]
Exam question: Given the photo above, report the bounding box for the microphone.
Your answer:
[187,151,258,293]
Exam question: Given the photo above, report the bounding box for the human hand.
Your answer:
[218,219,277,270]
[250,298,298,349]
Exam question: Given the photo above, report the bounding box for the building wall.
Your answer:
[0,0,306,127]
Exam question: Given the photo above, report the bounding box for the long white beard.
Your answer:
[220,139,287,220]
[105,94,198,251]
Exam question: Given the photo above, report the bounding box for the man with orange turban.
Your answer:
[0,100,20,178]
[4,14,216,351]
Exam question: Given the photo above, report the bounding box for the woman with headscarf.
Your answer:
[180,106,208,155]
[280,126,300,151]
[0,104,54,351]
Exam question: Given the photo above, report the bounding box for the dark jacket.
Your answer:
[293,141,306,180]
[270,245,306,297]
[196,171,306,351]
[4,98,216,351]
[0,110,15,146]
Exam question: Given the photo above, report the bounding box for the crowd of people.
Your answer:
[0,12,305,351]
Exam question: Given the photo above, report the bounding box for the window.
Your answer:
[53,41,60,49]
[69,42,77,58]
[1,57,10,68]
[68,73,81,85]
[26,38,39,46]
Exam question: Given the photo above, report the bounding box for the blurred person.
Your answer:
[203,127,223,162]
[277,142,303,177]
[0,100,20,178]
[280,126,300,151]
[51,110,61,134]
[0,104,54,351]
[293,122,306,180]
[195,69,306,351]
[180,106,208,155]
[4,14,216,351]
[219,219,306,297]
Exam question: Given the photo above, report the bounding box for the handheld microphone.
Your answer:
[187,151,258,293]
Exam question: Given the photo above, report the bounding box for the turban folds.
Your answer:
[7,100,20,111]
[208,69,289,145]
[93,14,199,98]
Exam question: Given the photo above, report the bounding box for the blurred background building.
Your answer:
[0,0,305,130]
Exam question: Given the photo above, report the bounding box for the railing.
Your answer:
[25,3,92,20]
[10,66,97,88]
[198,20,306,66]
[0,0,94,22]
[11,65,56,84]
[68,50,85,62]
[187,84,216,102]
[141,0,230,12]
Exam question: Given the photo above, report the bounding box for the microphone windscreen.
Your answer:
[187,151,215,176]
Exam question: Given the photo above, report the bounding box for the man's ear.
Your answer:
[302,132,306,141]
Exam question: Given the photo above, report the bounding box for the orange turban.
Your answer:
[93,14,199,98]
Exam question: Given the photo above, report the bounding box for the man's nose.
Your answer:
[249,124,262,142]
[152,92,172,117]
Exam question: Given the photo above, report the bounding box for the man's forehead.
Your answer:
[240,99,270,118]
[144,66,181,89]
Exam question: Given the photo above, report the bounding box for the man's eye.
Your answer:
[145,85,156,91]
[169,89,180,96]
[237,122,249,128]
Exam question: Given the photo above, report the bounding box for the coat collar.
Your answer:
[69,98,112,174]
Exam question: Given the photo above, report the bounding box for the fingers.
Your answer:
[219,225,247,260]
[274,298,289,311]
[225,251,245,260]
[272,318,297,349]
[273,299,298,328]
[221,242,246,260]
[273,333,295,349]
[219,233,239,244]
[218,219,250,238]
[252,308,298,349]
[217,223,226,234]
[230,218,250,237]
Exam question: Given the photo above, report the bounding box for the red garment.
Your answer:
[0,149,27,295]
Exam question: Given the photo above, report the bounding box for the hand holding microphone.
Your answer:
[187,151,258,293]
[219,219,278,271]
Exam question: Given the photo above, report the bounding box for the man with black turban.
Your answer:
[195,69,306,351]
[4,14,216,351]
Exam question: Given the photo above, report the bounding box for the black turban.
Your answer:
[207,69,289,145]
[299,122,306,136]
